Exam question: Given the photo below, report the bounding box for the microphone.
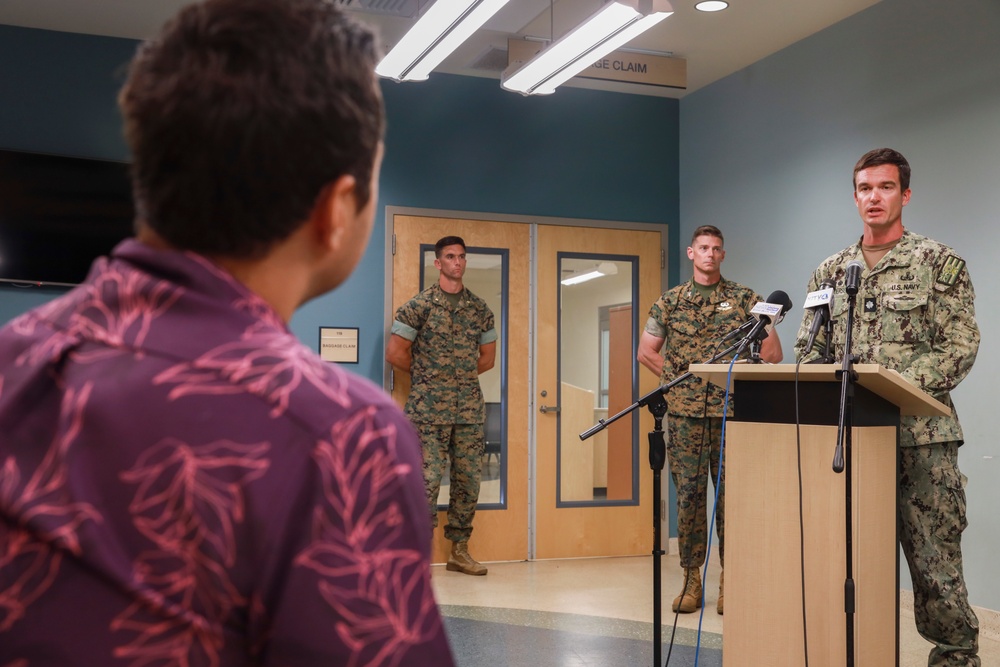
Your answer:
[803,279,835,354]
[720,317,757,343]
[738,290,793,352]
[844,259,864,296]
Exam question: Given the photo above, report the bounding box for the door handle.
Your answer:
[539,405,560,414]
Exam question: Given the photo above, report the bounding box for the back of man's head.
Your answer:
[119,0,385,260]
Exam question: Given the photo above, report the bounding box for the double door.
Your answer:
[389,212,662,562]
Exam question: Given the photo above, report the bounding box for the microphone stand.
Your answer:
[733,316,774,363]
[806,315,837,364]
[819,316,836,363]
[833,285,859,667]
[580,335,749,667]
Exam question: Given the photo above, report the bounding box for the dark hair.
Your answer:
[690,225,724,246]
[853,148,911,192]
[119,0,385,259]
[434,236,466,258]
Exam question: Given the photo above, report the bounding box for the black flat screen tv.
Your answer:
[0,149,135,287]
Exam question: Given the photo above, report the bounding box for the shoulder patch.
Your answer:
[936,255,966,287]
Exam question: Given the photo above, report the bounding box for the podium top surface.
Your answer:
[687,363,950,417]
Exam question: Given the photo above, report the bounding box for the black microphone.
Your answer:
[803,279,835,354]
[844,259,864,296]
[738,290,793,351]
[720,317,757,343]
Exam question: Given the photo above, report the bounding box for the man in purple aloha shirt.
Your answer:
[0,1,455,665]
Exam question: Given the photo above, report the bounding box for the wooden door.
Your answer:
[535,225,661,559]
[390,215,530,564]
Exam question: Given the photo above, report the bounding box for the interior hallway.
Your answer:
[432,551,1000,666]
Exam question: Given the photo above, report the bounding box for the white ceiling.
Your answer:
[0,0,881,98]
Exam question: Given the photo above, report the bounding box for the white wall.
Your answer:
[561,270,634,401]
[679,0,1000,609]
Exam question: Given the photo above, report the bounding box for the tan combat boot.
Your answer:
[717,570,724,615]
[446,541,488,576]
[672,567,702,613]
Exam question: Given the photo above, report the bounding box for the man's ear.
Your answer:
[311,173,358,253]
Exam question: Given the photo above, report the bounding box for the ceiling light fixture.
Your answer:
[695,1,729,12]
[376,0,511,82]
[561,262,619,286]
[501,0,674,96]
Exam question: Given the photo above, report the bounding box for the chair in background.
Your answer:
[483,402,502,468]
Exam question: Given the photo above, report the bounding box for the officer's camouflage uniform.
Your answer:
[646,277,763,568]
[392,283,497,543]
[795,230,980,667]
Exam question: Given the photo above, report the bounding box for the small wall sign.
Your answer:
[319,327,359,364]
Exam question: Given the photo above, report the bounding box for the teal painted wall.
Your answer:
[10,3,998,608]
[680,0,1000,609]
[293,73,679,381]
[0,26,680,386]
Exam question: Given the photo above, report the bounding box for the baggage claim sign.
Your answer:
[507,38,686,90]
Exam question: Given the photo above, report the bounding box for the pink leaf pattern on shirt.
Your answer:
[12,263,182,368]
[122,439,270,565]
[297,407,439,667]
[113,439,270,666]
[10,313,81,372]
[8,295,73,337]
[70,265,183,363]
[0,384,102,630]
[154,324,351,417]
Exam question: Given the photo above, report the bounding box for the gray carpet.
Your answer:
[441,605,723,667]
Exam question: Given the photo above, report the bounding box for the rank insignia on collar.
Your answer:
[863,298,877,313]
[937,256,966,287]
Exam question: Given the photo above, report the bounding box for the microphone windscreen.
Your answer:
[845,260,864,294]
[765,290,793,316]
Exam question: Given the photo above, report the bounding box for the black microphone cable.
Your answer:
[693,354,738,666]
[794,358,811,667]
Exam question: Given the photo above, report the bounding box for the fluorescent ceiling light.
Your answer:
[695,1,729,11]
[561,270,605,286]
[376,0,510,82]
[501,0,673,96]
[561,262,619,286]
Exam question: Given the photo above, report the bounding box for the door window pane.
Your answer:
[420,245,507,509]
[557,255,638,505]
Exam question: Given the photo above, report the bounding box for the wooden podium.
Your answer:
[687,363,949,667]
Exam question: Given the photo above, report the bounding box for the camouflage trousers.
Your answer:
[415,422,484,544]
[900,443,979,666]
[666,414,725,569]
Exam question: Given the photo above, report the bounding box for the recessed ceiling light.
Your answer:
[695,1,729,11]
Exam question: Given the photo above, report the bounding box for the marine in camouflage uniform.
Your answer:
[646,277,764,575]
[391,282,497,546]
[640,226,782,615]
[795,230,980,666]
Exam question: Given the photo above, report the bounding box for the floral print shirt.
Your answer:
[0,239,454,667]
